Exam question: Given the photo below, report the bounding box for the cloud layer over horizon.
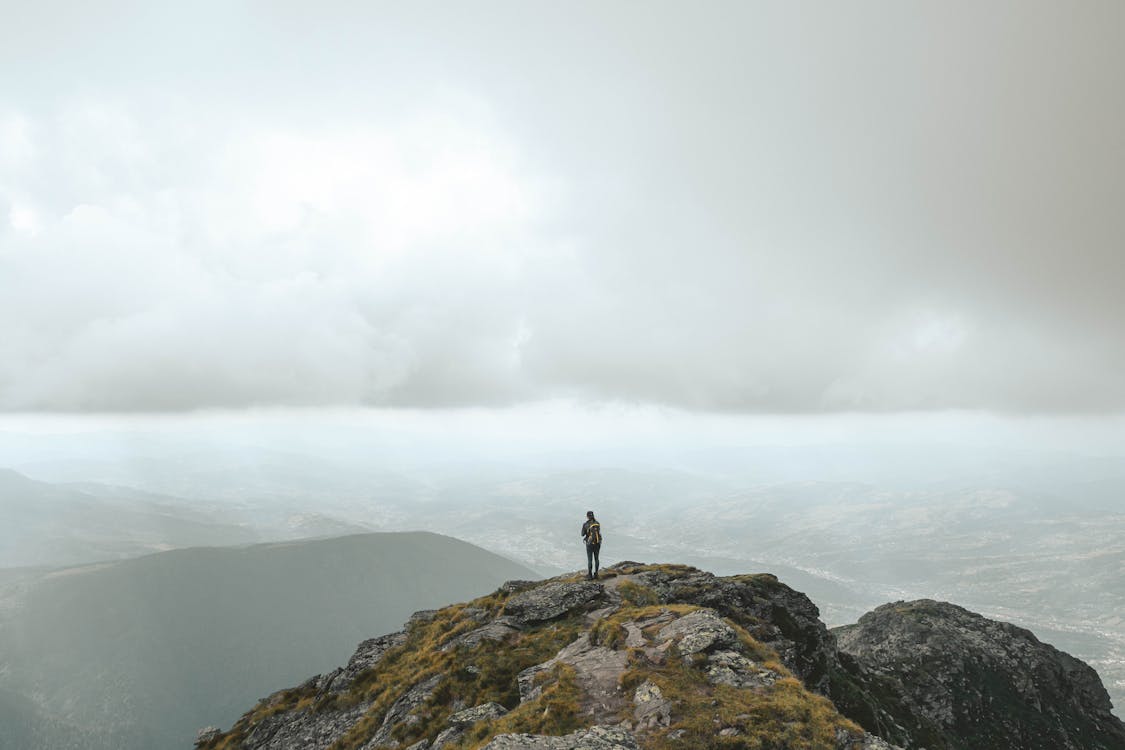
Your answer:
[2,1,1123,414]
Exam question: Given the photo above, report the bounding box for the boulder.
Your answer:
[632,680,672,729]
[441,617,522,651]
[503,581,603,625]
[836,600,1125,750]
[705,650,779,689]
[656,608,738,656]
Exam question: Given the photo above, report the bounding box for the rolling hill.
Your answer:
[0,532,537,750]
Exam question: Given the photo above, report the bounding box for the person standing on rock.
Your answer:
[581,510,602,580]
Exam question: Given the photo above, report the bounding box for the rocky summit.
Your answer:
[197,564,1125,750]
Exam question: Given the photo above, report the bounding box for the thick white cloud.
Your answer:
[1,1,1123,413]
[0,102,541,410]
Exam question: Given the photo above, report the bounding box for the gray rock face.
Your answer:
[317,631,407,693]
[360,674,442,749]
[835,730,902,750]
[432,702,508,748]
[232,630,410,750]
[239,698,374,750]
[705,650,779,689]
[441,617,521,651]
[835,600,1125,750]
[500,579,539,594]
[632,681,672,730]
[656,608,738,657]
[195,727,221,747]
[481,725,639,749]
[503,581,603,625]
[627,568,837,693]
[449,701,508,726]
[622,622,645,648]
[408,608,439,624]
[517,634,628,723]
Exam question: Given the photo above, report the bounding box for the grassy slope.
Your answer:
[208,565,864,750]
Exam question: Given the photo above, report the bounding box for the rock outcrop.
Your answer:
[481,725,638,749]
[198,563,1124,750]
[834,599,1125,750]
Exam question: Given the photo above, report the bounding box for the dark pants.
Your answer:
[586,543,601,577]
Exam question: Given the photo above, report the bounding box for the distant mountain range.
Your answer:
[4,452,1123,720]
[0,532,536,750]
[0,468,260,568]
[0,468,384,569]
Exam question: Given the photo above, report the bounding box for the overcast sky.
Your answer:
[2,1,1123,415]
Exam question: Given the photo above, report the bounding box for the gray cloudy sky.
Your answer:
[1,1,1123,414]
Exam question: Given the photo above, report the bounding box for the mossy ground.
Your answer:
[453,663,584,749]
[603,600,861,750]
[202,587,582,750]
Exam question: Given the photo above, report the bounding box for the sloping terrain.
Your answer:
[202,563,888,750]
[200,563,1125,750]
[0,532,535,750]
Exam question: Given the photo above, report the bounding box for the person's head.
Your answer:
[586,510,595,519]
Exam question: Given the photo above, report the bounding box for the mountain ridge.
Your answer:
[199,563,1125,750]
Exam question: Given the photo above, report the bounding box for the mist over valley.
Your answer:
[2,416,1123,747]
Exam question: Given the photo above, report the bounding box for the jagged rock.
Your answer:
[360,674,442,749]
[195,726,221,746]
[656,608,738,656]
[317,631,407,693]
[481,725,639,749]
[408,609,439,626]
[500,579,539,594]
[462,606,491,621]
[240,699,374,750]
[632,680,672,729]
[517,634,627,719]
[432,702,510,748]
[834,730,902,750]
[705,650,780,688]
[585,604,619,624]
[442,617,522,651]
[633,569,837,694]
[503,580,603,625]
[451,701,509,725]
[836,599,1125,750]
[431,729,459,749]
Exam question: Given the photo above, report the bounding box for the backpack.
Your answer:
[587,521,602,546]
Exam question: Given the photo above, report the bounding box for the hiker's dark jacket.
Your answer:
[581,519,601,547]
